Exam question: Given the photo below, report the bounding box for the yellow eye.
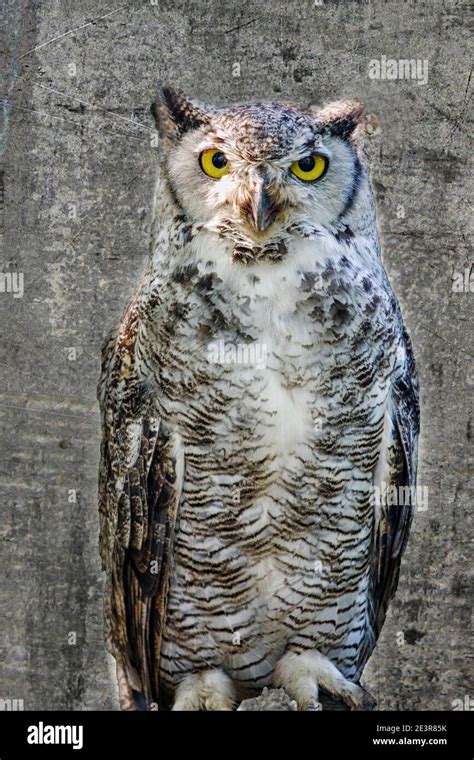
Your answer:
[199,149,230,179]
[290,154,328,182]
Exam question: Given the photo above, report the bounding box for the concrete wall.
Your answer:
[1,0,472,710]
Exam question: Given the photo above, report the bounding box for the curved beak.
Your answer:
[244,174,281,233]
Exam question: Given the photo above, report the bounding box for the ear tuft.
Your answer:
[151,86,212,142]
[312,100,366,139]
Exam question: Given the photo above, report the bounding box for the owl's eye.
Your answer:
[290,154,328,182]
[199,149,230,179]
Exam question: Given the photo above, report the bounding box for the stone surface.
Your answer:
[237,688,298,711]
[1,0,472,711]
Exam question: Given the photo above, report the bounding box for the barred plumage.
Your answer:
[98,88,419,711]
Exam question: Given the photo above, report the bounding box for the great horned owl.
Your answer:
[98,88,419,711]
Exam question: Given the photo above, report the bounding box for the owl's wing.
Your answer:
[368,328,420,643]
[98,297,182,710]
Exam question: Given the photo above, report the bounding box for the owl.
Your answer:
[98,87,419,711]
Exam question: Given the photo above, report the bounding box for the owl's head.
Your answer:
[152,88,371,263]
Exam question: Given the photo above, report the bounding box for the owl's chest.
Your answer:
[188,316,323,470]
[161,297,326,543]
[168,279,328,431]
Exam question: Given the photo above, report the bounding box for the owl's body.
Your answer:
[99,90,419,710]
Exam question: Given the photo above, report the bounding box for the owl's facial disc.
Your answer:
[154,89,367,259]
[167,138,351,251]
[166,136,341,245]
[198,149,330,235]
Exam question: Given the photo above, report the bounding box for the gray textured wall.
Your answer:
[1,0,472,711]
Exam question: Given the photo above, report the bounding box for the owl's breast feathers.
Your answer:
[98,233,419,707]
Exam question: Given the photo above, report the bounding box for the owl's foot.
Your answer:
[171,668,236,711]
[273,650,367,711]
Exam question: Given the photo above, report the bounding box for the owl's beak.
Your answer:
[245,180,280,234]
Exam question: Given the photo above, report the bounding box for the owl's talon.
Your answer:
[274,650,368,711]
[171,668,236,711]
